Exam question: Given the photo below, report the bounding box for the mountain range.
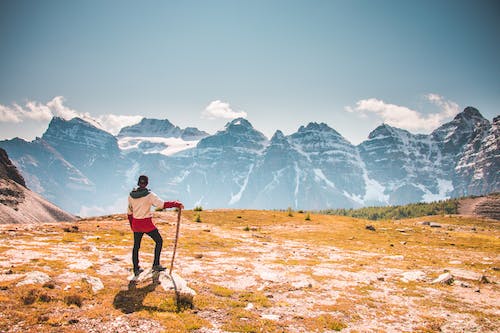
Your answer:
[0,107,498,216]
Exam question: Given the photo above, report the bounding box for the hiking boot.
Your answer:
[133,268,144,276]
[152,265,166,272]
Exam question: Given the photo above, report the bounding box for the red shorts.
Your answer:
[131,217,157,233]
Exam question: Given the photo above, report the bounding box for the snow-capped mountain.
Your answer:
[117,118,209,156]
[0,107,498,215]
[454,114,499,195]
[358,124,448,204]
[168,118,269,208]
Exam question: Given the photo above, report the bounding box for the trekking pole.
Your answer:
[169,208,182,275]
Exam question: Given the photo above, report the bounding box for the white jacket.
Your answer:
[128,191,164,219]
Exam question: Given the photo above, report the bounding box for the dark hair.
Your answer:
[138,175,149,187]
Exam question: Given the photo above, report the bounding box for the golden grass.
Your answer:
[0,210,498,332]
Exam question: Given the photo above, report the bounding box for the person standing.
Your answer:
[127,175,184,276]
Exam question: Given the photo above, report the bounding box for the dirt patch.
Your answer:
[458,194,500,220]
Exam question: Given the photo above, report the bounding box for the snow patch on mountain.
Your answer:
[118,136,199,156]
[418,179,453,202]
[313,169,336,189]
[229,164,254,205]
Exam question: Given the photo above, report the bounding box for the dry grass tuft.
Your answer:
[64,294,83,307]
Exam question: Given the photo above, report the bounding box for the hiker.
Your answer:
[127,175,184,276]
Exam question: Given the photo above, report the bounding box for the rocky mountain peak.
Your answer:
[459,106,484,120]
[197,118,267,150]
[270,130,286,142]
[117,118,179,137]
[298,122,340,135]
[367,123,410,140]
[118,118,209,141]
[43,117,116,141]
[225,118,254,130]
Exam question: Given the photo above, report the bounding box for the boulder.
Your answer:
[16,271,51,286]
[83,276,104,293]
[401,270,426,282]
[432,272,454,285]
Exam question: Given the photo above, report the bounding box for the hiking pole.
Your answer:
[169,208,182,276]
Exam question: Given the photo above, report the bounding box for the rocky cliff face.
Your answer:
[0,148,75,223]
[0,148,26,187]
[1,107,498,215]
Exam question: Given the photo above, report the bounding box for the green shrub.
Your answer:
[287,207,294,217]
[194,206,203,211]
[195,213,202,223]
[320,198,461,220]
[305,212,311,221]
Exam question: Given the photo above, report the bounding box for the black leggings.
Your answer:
[132,228,163,270]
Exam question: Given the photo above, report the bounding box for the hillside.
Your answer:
[0,148,76,224]
[321,193,500,221]
[0,210,498,332]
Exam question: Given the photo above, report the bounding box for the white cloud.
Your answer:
[46,96,81,120]
[345,95,460,132]
[0,104,22,122]
[202,100,247,120]
[424,93,460,118]
[0,96,143,135]
[0,96,80,123]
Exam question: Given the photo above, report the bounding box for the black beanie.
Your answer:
[138,175,149,187]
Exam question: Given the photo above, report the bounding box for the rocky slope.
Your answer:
[0,148,75,224]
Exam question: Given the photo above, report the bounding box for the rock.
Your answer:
[16,271,52,286]
[479,275,491,284]
[161,274,196,297]
[447,268,481,281]
[432,272,454,285]
[245,303,254,310]
[383,255,404,261]
[401,270,426,282]
[418,221,431,226]
[83,276,104,293]
[69,259,93,270]
[261,314,280,321]
[430,222,442,228]
[459,281,472,288]
[365,225,376,231]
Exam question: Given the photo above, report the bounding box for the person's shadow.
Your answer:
[113,273,161,314]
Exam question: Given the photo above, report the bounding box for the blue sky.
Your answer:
[1,0,499,144]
